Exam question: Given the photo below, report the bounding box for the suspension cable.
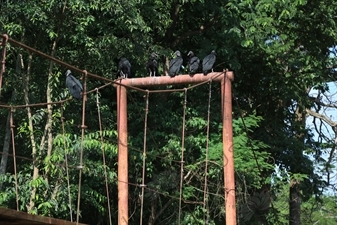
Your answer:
[60,103,73,222]
[96,88,113,225]
[203,80,212,224]
[76,70,87,224]
[10,107,19,211]
[178,88,187,225]
[86,82,113,95]
[0,98,70,109]
[140,90,149,225]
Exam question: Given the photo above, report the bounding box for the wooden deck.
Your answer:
[0,207,88,225]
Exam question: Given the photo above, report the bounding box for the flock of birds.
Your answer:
[117,50,216,78]
[66,50,216,100]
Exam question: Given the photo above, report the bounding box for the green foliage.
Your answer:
[302,195,337,225]
[1,0,337,224]
[233,114,274,189]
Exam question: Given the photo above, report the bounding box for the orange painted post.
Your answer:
[221,71,236,225]
[116,71,236,225]
[116,81,128,225]
[122,72,224,87]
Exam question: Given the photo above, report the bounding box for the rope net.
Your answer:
[0,34,236,224]
[0,79,226,224]
[125,81,222,224]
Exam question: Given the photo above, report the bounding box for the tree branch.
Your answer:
[306,109,337,127]
[309,96,337,109]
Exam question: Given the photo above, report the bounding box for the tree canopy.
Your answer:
[1,0,337,224]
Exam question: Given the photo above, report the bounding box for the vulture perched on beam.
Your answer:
[146,52,159,77]
[168,50,183,77]
[187,51,200,76]
[65,70,83,100]
[202,50,216,75]
[116,57,132,78]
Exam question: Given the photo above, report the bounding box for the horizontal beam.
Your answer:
[0,207,88,225]
[119,71,234,87]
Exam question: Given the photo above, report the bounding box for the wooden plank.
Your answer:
[0,207,88,225]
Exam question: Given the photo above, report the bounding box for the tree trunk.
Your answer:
[289,105,306,225]
[43,1,65,187]
[289,180,301,225]
[0,112,11,190]
[0,91,17,191]
[148,199,156,225]
[26,52,39,213]
[27,4,65,211]
[43,39,57,188]
[147,198,173,225]
[0,53,21,190]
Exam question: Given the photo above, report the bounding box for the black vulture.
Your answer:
[187,51,200,76]
[146,52,159,77]
[202,50,216,75]
[168,50,183,77]
[65,70,83,100]
[116,57,132,78]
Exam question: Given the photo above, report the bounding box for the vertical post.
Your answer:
[117,82,128,225]
[221,71,236,225]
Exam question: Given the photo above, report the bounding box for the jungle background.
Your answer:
[1,0,337,224]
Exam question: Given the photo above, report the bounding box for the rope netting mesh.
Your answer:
[0,80,219,223]
[124,81,218,224]
[0,34,235,224]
